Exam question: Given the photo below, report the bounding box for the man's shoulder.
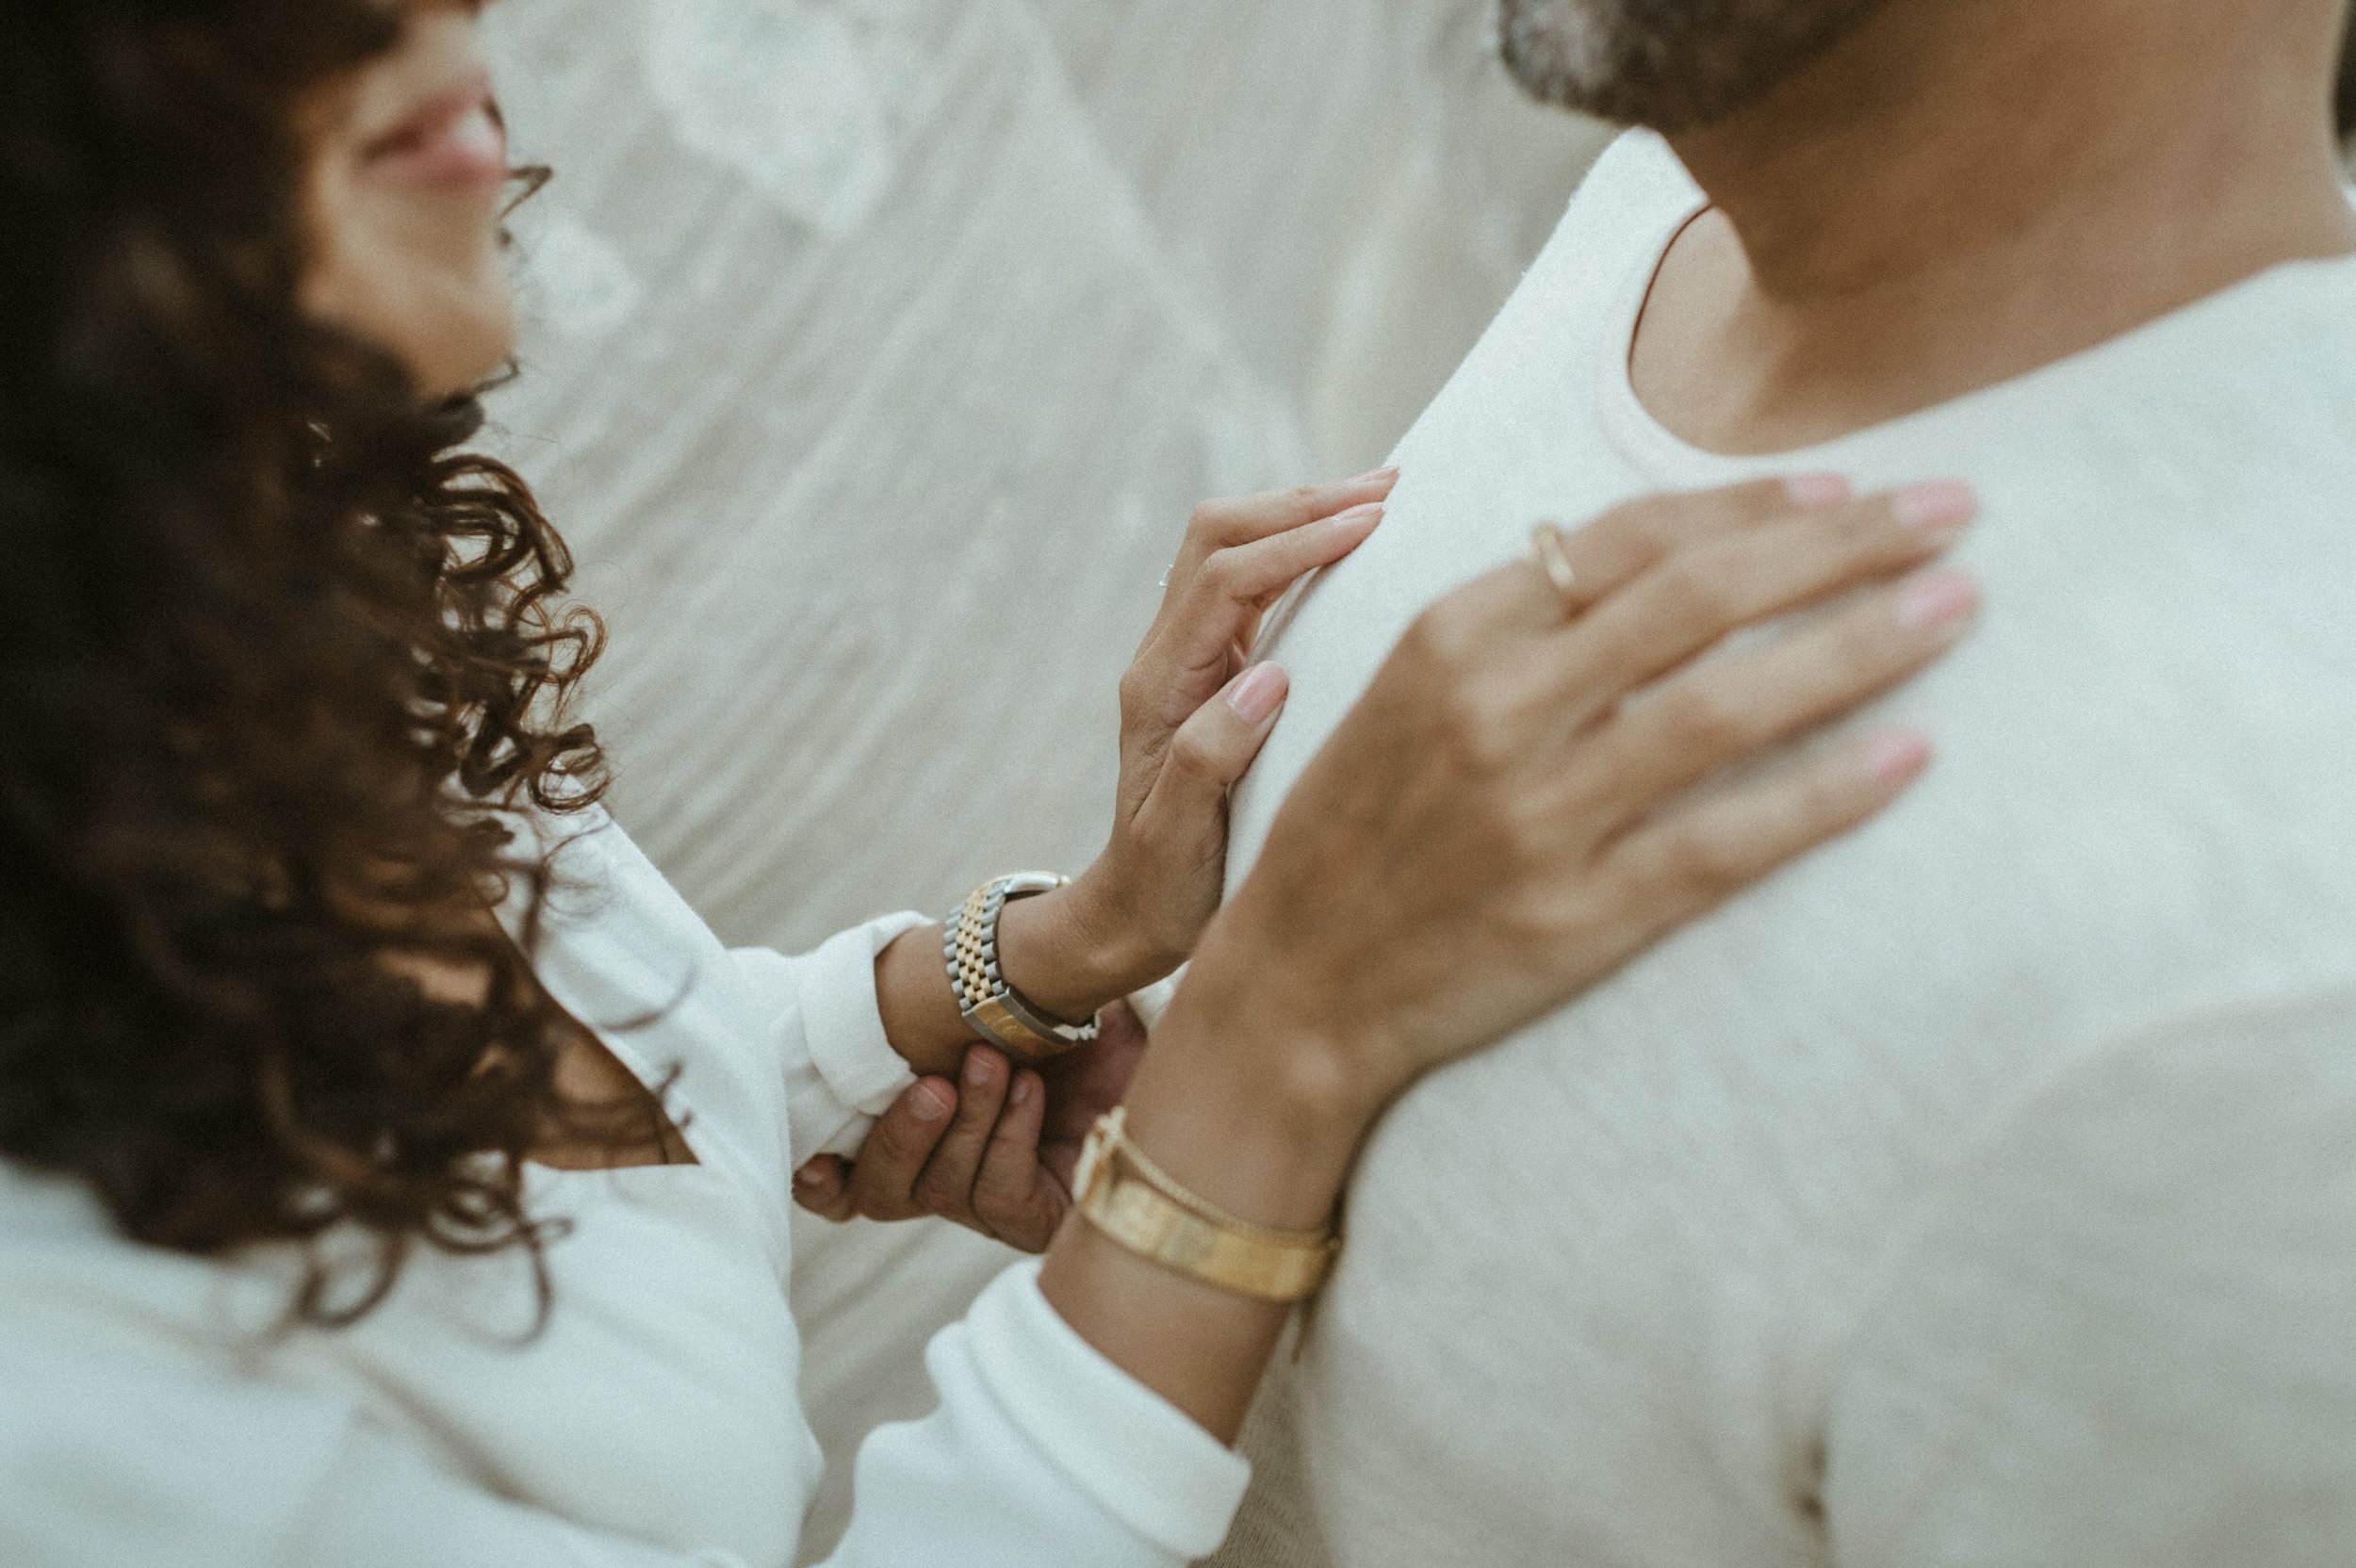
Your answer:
[1530,128,1702,270]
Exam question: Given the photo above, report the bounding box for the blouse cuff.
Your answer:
[799,913,931,1123]
[964,1261,1253,1560]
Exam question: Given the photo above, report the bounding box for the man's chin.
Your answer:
[1494,0,1885,136]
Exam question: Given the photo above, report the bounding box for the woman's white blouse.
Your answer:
[0,811,1251,1567]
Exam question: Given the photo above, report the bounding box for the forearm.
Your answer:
[1036,956,1370,1443]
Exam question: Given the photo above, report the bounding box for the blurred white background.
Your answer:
[479,2,1608,1557]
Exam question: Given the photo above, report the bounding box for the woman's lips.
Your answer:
[366,80,508,190]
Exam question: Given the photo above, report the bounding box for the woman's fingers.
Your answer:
[836,1077,958,1221]
[1603,727,1935,928]
[1545,482,1977,728]
[1138,503,1383,723]
[911,1047,1012,1222]
[1141,662,1290,816]
[1538,474,1852,609]
[969,1069,1066,1252]
[1176,468,1399,563]
[1189,503,1384,610]
[1581,565,1979,829]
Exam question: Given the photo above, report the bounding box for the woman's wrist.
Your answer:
[1114,943,1373,1232]
[993,867,1171,1026]
[1035,940,1371,1445]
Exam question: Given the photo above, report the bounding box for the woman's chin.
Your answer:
[408,291,518,400]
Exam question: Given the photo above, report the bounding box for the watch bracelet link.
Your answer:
[943,874,1103,1059]
[1073,1107,1341,1303]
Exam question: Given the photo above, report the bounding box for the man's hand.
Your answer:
[792,1002,1152,1251]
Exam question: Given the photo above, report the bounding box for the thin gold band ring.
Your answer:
[1529,521,1584,616]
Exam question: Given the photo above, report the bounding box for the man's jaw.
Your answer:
[1494,0,1890,136]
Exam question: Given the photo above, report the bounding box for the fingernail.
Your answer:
[1327,501,1383,531]
[1349,466,1399,486]
[1897,568,1980,630]
[1784,473,1852,507]
[911,1082,954,1121]
[1893,480,1977,531]
[1858,729,1932,786]
[1228,662,1289,724]
[965,1053,998,1090]
[1008,1074,1035,1108]
[793,1165,824,1189]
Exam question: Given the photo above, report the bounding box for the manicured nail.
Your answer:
[1328,501,1383,531]
[965,1053,997,1090]
[1784,473,1853,507]
[1349,466,1399,486]
[1893,480,1977,531]
[1228,662,1289,724]
[1897,568,1980,630]
[1008,1074,1035,1108]
[1858,730,1932,787]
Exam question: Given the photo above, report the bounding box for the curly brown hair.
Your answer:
[0,1,617,1322]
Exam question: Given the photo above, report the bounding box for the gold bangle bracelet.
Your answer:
[1072,1108,1340,1303]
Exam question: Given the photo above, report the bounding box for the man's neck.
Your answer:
[1628,0,2356,455]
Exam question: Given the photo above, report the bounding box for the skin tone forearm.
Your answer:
[869,884,1354,1441]
[1034,952,1368,1441]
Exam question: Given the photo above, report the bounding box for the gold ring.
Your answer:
[1529,521,1582,615]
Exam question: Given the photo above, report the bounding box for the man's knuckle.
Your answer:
[865,1123,916,1169]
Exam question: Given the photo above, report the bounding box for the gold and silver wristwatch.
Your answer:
[943,874,1103,1058]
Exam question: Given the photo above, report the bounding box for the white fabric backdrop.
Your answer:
[479,3,1607,1558]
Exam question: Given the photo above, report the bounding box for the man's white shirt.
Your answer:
[1212,131,2356,1568]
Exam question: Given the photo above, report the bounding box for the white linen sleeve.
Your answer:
[275,1420,747,1568]
[818,1260,1254,1567]
[726,912,928,1162]
[284,1264,1251,1568]
[5,1261,1243,1568]
[1824,982,2356,1567]
[517,808,926,1168]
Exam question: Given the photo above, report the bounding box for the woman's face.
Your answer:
[299,1,515,399]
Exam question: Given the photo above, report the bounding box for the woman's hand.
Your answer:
[989,469,1398,1022]
[1111,475,1983,1237]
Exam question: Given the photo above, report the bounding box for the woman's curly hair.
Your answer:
[0,1,619,1322]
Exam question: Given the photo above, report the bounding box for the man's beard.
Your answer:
[1497,0,1887,133]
